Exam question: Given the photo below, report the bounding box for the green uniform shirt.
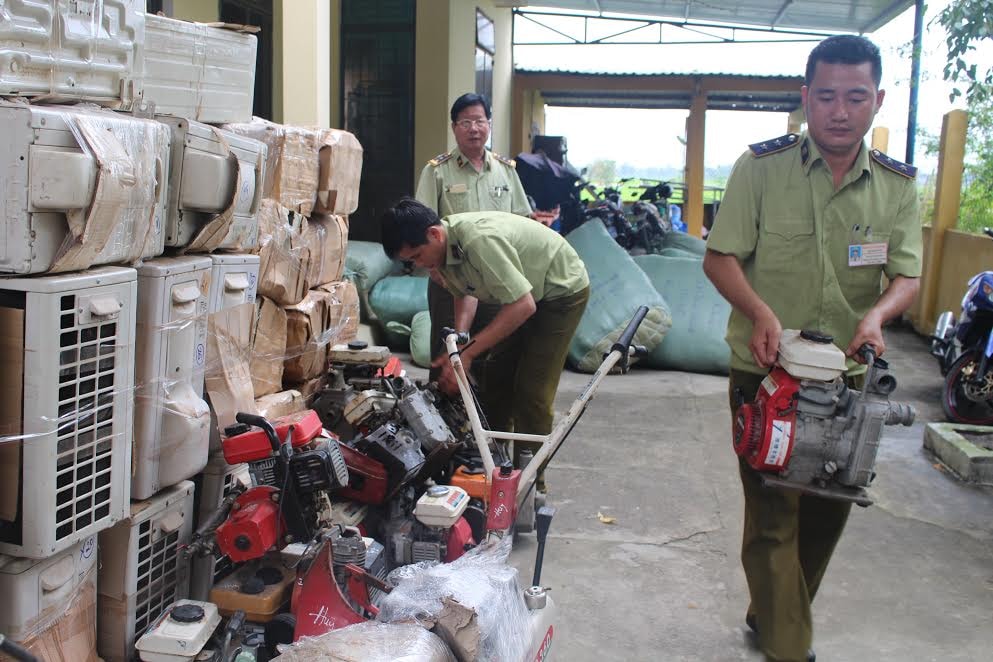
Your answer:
[707,132,923,375]
[438,212,589,305]
[415,147,532,217]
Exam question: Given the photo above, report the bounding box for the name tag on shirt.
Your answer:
[446,184,468,194]
[848,243,887,267]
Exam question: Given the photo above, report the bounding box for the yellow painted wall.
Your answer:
[909,227,993,333]
[272,1,283,123]
[415,0,453,173]
[170,0,218,23]
[280,0,331,127]
[413,0,515,187]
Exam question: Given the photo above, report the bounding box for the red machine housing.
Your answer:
[336,442,389,505]
[733,367,801,472]
[215,486,286,562]
[445,518,474,562]
[485,466,521,532]
[222,410,325,464]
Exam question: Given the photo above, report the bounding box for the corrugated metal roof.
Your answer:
[516,69,804,112]
[499,1,914,34]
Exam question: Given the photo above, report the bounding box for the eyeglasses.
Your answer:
[454,119,491,130]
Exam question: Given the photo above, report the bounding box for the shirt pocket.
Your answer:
[485,177,515,212]
[757,215,816,273]
[837,230,891,301]
[442,189,469,215]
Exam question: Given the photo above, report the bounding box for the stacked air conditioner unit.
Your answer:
[0,535,98,643]
[0,104,170,275]
[98,480,195,662]
[0,0,145,105]
[0,3,257,122]
[158,117,268,252]
[131,258,212,501]
[0,267,137,559]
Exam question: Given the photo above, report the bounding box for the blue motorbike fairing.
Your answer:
[956,271,993,345]
[984,330,993,359]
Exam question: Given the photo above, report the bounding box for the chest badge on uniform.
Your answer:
[446,183,468,194]
[848,243,887,267]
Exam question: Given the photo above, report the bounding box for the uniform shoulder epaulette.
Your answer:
[870,149,917,179]
[748,133,800,158]
[492,152,516,168]
[428,152,453,167]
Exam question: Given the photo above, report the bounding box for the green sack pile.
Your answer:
[634,255,731,374]
[565,220,672,373]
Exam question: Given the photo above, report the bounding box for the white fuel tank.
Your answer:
[777,329,848,381]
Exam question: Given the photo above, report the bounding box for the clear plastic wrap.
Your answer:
[142,14,257,124]
[304,214,349,289]
[255,388,306,420]
[315,128,363,215]
[0,562,99,662]
[222,117,321,215]
[205,303,258,434]
[0,0,142,105]
[255,199,311,306]
[282,281,360,385]
[250,296,288,398]
[0,101,169,275]
[377,536,531,662]
[277,621,456,662]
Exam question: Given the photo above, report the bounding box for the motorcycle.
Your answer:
[931,228,993,424]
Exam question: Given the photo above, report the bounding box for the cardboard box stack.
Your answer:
[0,4,363,660]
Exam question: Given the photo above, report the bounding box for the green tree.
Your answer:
[586,159,617,186]
[938,0,993,231]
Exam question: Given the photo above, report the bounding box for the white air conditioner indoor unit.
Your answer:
[158,117,267,251]
[189,453,249,601]
[0,104,170,275]
[98,480,194,662]
[0,535,97,643]
[131,257,212,501]
[0,0,144,105]
[142,14,257,124]
[0,266,136,559]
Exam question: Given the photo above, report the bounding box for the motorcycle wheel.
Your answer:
[942,349,993,424]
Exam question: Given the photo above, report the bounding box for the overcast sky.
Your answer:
[513,0,988,173]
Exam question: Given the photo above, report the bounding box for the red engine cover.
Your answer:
[445,517,475,562]
[215,486,286,562]
[336,442,388,505]
[733,367,800,472]
[222,410,325,464]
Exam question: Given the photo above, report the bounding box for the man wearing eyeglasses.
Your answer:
[415,94,541,390]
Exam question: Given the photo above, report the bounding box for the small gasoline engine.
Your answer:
[733,329,915,505]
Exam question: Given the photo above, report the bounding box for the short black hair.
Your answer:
[380,198,441,259]
[450,93,491,122]
[805,35,882,88]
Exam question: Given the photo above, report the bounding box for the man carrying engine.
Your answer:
[702,35,922,662]
[380,198,589,488]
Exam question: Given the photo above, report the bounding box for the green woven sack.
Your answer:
[662,231,707,256]
[369,275,429,348]
[634,255,731,374]
[344,241,398,293]
[565,220,672,373]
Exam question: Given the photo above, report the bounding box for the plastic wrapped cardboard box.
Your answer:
[315,129,363,215]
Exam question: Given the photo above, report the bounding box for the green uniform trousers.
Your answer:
[427,279,500,381]
[729,369,863,662]
[474,286,590,487]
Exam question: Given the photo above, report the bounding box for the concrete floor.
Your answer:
[410,324,993,662]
